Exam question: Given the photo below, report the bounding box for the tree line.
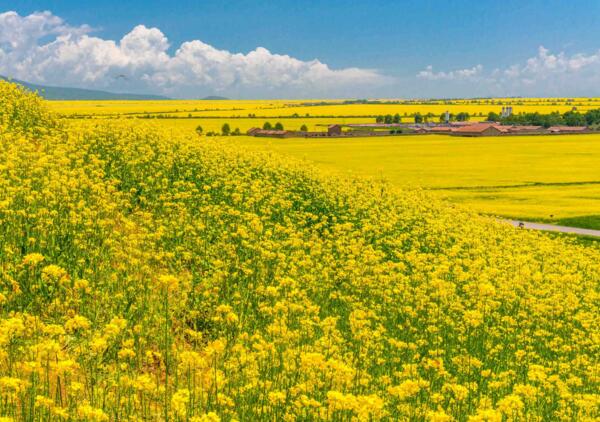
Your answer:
[375,108,600,127]
[376,112,472,124]
[195,121,310,136]
[487,109,600,128]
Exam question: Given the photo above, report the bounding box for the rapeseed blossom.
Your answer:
[0,80,599,420]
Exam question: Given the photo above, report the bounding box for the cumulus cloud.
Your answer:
[417,64,483,81]
[417,46,600,96]
[0,10,388,98]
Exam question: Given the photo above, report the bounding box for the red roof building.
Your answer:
[548,126,589,133]
[451,123,508,137]
[425,126,454,133]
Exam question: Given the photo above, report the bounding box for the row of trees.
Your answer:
[487,109,600,128]
[262,122,284,130]
[196,124,241,136]
[375,108,600,127]
[376,112,472,124]
[196,122,311,136]
[375,114,402,124]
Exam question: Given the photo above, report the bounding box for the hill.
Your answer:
[0,75,170,100]
[1,79,599,421]
[202,95,229,100]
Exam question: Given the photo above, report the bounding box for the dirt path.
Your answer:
[505,220,600,238]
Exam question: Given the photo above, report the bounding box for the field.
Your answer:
[61,98,600,229]
[233,134,600,227]
[1,81,600,421]
[47,98,600,119]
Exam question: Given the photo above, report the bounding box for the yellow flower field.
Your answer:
[48,97,600,119]
[232,134,600,226]
[52,97,600,227]
[1,80,600,421]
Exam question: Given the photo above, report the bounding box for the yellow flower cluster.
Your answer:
[0,80,599,420]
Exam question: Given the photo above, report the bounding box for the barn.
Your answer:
[451,123,508,137]
[327,124,342,136]
[253,130,294,138]
[547,126,589,134]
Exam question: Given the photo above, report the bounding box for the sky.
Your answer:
[2,0,600,98]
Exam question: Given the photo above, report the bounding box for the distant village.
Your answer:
[246,107,594,138]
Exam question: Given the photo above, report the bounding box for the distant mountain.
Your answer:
[1,76,170,100]
[202,95,229,100]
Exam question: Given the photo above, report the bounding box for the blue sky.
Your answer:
[2,1,600,98]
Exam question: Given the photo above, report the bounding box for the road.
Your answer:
[505,220,600,238]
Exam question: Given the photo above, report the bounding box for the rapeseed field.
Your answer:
[1,80,600,421]
[234,134,600,227]
[47,98,600,119]
[53,97,600,227]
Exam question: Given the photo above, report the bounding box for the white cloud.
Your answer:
[0,10,388,98]
[416,46,600,96]
[417,64,483,81]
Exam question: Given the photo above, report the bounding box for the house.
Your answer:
[448,121,475,127]
[505,125,544,134]
[425,126,453,133]
[247,127,261,136]
[451,123,508,137]
[252,129,294,138]
[327,124,342,136]
[547,126,589,134]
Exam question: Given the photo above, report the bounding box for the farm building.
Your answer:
[547,126,589,134]
[247,128,295,138]
[505,125,544,134]
[449,121,475,127]
[327,124,342,135]
[425,126,454,134]
[451,123,509,137]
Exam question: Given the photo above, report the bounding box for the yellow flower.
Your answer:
[90,336,108,354]
[463,310,484,328]
[22,253,45,267]
[190,412,220,422]
[77,404,109,422]
[64,315,91,333]
[497,394,524,416]
[157,274,179,291]
[118,347,136,360]
[41,264,69,283]
[427,409,454,422]
[171,389,190,418]
[388,379,427,400]
[468,409,502,422]
[0,376,26,393]
[268,390,287,405]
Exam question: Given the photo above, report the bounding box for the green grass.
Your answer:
[557,214,600,230]
[233,133,600,229]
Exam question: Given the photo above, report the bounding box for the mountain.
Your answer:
[202,95,229,100]
[1,76,170,100]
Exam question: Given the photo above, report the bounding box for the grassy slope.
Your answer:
[2,82,599,420]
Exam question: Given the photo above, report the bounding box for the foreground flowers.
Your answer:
[0,80,599,420]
